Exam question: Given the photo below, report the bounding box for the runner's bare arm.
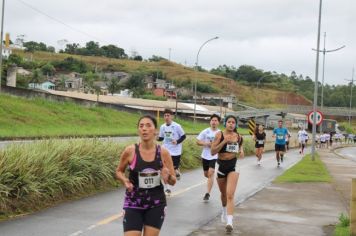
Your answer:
[161,147,176,185]
[211,132,226,155]
[116,145,134,191]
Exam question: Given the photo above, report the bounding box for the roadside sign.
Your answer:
[248,119,256,135]
[307,110,323,125]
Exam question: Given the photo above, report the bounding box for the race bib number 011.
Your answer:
[138,171,161,189]
[226,143,239,153]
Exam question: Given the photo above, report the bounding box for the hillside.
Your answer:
[13,49,311,108]
[0,94,216,139]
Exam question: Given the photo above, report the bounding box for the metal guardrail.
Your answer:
[286,105,356,116]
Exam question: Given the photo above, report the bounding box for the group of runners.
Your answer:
[116,111,296,235]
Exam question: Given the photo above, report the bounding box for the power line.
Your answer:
[16,0,109,44]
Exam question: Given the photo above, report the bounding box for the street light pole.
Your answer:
[0,0,6,93]
[345,68,354,126]
[312,32,345,133]
[193,36,219,123]
[311,0,323,161]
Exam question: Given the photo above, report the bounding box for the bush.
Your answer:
[0,137,202,218]
[141,94,167,101]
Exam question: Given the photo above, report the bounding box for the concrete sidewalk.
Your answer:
[190,147,356,236]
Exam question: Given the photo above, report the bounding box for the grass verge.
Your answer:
[0,137,202,220]
[0,93,247,138]
[274,153,332,183]
[333,213,350,236]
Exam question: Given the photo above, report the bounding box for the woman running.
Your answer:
[253,124,266,166]
[116,115,176,236]
[211,115,244,233]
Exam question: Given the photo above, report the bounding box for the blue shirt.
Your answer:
[273,127,289,145]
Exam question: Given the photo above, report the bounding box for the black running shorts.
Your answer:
[275,144,286,152]
[217,158,238,178]
[123,205,166,232]
[202,158,217,171]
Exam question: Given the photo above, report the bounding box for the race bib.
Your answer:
[277,135,284,140]
[164,132,173,143]
[138,171,161,189]
[258,140,264,145]
[226,143,239,153]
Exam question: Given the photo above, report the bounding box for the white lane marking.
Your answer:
[68,231,84,236]
[86,225,97,230]
[170,181,205,197]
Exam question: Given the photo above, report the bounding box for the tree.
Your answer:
[23,41,48,52]
[101,44,127,58]
[107,78,120,95]
[133,55,143,61]
[31,68,44,85]
[83,71,98,91]
[84,41,101,56]
[125,72,145,97]
[41,63,56,76]
[148,55,165,62]
[64,43,80,54]
[7,54,23,65]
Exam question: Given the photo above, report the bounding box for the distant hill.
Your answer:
[13,49,311,108]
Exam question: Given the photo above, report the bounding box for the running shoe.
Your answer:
[257,160,261,166]
[165,189,171,196]
[203,193,210,201]
[175,169,181,181]
[225,224,233,233]
[277,162,280,167]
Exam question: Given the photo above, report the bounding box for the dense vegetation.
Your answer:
[0,138,202,218]
[4,39,355,109]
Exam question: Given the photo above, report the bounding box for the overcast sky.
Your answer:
[4,0,356,85]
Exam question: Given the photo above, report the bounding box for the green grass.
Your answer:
[0,93,243,138]
[0,137,203,219]
[333,213,350,236]
[274,153,332,183]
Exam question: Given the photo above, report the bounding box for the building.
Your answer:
[29,81,55,90]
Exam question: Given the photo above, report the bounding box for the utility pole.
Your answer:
[345,68,354,126]
[311,0,323,161]
[312,32,345,133]
[168,48,171,61]
[0,0,6,93]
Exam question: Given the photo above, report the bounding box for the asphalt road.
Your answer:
[0,148,304,236]
[335,146,356,161]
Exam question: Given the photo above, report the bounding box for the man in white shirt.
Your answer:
[297,127,308,154]
[196,114,221,201]
[158,108,186,196]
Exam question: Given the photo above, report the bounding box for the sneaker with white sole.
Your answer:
[203,193,210,201]
[165,189,171,196]
[225,224,233,233]
[175,169,181,181]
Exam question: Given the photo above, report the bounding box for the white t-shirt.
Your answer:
[159,121,185,156]
[320,134,326,142]
[298,130,308,143]
[196,127,220,160]
[324,133,331,141]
